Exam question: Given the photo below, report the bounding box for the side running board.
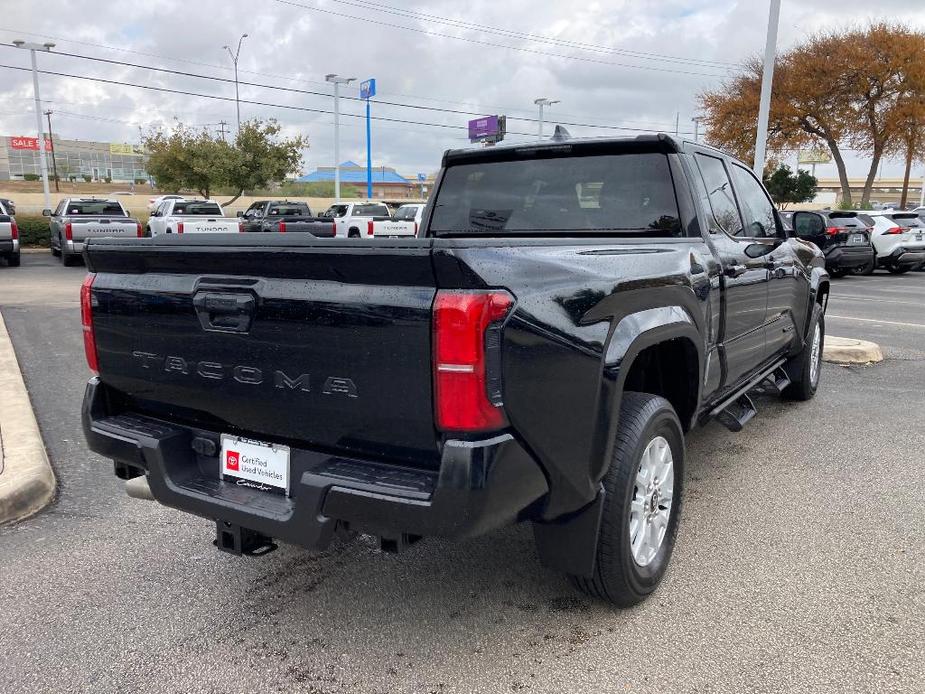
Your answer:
[710,358,787,432]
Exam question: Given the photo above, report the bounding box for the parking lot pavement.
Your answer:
[0,254,922,693]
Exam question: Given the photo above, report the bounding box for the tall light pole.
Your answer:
[753,0,781,176]
[13,40,54,212]
[44,110,59,192]
[326,74,356,203]
[691,116,703,143]
[223,34,248,133]
[534,98,559,139]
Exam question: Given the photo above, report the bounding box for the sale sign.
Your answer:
[10,136,52,151]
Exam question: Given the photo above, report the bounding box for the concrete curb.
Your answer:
[823,336,884,365]
[0,312,56,525]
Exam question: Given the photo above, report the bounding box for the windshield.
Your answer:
[430,153,681,236]
[268,204,311,216]
[67,201,126,216]
[172,202,223,216]
[393,205,420,221]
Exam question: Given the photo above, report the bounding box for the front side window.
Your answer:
[730,164,778,238]
[694,154,741,236]
[430,152,682,236]
[393,205,419,221]
[323,205,348,218]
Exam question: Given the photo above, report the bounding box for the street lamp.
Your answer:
[534,98,559,139]
[326,74,356,203]
[753,0,781,176]
[691,116,703,143]
[13,40,55,212]
[223,34,248,133]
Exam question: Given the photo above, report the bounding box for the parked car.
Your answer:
[237,200,335,237]
[81,134,828,607]
[319,201,392,238]
[146,199,239,237]
[45,199,141,266]
[787,210,875,277]
[862,211,925,274]
[0,200,20,267]
[367,203,426,237]
[148,194,185,213]
[0,197,16,216]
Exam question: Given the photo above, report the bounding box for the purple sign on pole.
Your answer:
[468,115,502,143]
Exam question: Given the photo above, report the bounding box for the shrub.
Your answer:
[23,173,40,181]
[104,176,112,183]
[13,215,51,247]
[82,175,92,183]
[134,178,147,185]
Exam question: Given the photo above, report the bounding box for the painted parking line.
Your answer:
[826,314,925,329]
[829,294,923,307]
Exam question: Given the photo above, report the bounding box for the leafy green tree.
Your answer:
[763,165,817,208]
[144,125,232,198]
[223,119,307,206]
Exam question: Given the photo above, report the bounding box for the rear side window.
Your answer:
[729,164,778,238]
[172,202,222,216]
[393,205,420,221]
[694,154,741,235]
[67,201,126,216]
[430,153,682,236]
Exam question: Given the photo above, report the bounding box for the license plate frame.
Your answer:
[220,434,290,496]
[847,233,866,246]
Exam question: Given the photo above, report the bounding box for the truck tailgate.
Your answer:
[71,219,138,241]
[86,237,440,465]
[181,219,240,233]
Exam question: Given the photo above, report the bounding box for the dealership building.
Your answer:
[0,134,148,182]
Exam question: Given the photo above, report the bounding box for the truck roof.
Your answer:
[443,133,689,165]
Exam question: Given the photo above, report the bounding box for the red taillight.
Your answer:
[884,226,905,235]
[367,220,374,237]
[824,226,840,236]
[65,222,73,240]
[10,220,18,240]
[238,221,244,232]
[278,221,286,233]
[414,221,419,236]
[80,274,98,374]
[177,221,184,234]
[331,220,337,236]
[136,221,143,237]
[433,290,514,432]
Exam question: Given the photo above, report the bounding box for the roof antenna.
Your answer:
[551,125,571,142]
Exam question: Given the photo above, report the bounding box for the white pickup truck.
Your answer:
[45,198,141,266]
[147,199,239,237]
[320,201,392,238]
[0,200,20,267]
[369,202,425,237]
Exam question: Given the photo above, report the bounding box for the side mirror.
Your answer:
[42,208,52,217]
[236,210,244,217]
[792,211,824,238]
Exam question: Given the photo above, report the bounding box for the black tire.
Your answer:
[569,392,684,607]
[887,265,910,274]
[62,250,78,267]
[828,268,847,278]
[347,228,360,238]
[7,253,20,267]
[783,302,824,401]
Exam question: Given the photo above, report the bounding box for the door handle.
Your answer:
[724,264,747,278]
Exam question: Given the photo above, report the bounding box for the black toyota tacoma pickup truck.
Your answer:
[237,200,336,236]
[81,135,828,606]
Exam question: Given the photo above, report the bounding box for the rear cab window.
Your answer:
[67,201,127,216]
[268,203,311,216]
[393,205,420,222]
[172,202,223,216]
[353,204,390,217]
[430,151,682,237]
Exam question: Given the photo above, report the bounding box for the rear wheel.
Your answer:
[887,265,911,274]
[783,302,824,401]
[7,253,20,267]
[828,268,847,278]
[569,392,684,607]
[61,249,78,267]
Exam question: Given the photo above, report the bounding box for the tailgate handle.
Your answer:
[193,292,256,333]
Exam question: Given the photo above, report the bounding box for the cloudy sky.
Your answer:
[1,0,924,180]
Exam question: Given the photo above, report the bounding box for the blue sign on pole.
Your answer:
[360,79,376,100]
[361,79,376,198]
[417,173,426,181]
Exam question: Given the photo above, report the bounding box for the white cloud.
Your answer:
[1,0,924,179]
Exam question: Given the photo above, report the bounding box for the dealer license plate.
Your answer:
[848,233,866,245]
[220,434,290,495]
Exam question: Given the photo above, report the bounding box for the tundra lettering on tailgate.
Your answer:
[130,351,358,397]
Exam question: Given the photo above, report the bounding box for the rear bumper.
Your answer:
[892,248,925,266]
[0,239,18,254]
[81,378,549,550]
[824,245,873,270]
